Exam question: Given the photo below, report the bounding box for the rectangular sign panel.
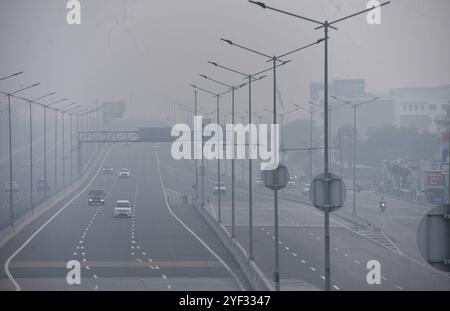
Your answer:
[138,127,174,142]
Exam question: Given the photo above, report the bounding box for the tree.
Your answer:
[358,126,440,167]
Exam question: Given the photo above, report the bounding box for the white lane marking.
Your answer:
[381,276,387,281]
[333,285,340,290]
[395,285,404,290]
[155,151,245,291]
[310,267,316,271]
[162,274,167,279]
[4,146,114,291]
[354,260,360,264]
[292,253,298,257]
[93,274,98,279]
[285,246,290,251]
[344,253,350,257]
[137,258,143,263]
[167,285,172,290]
[86,266,90,270]
[73,252,77,256]
[334,248,339,251]
[321,275,325,280]
[301,260,306,264]
[94,285,99,290]
[160,158,450,280]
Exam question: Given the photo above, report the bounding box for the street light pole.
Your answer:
[332,96,380,215]
[198,76,248,238]
[249,0,390,291]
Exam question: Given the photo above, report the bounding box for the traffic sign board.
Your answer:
[309,173,346,213]
[262,164,289,190]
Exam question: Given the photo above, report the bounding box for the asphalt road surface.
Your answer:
[0,143,247,291]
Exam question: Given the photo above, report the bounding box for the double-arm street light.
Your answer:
[249,0,390,291]
[332,96,380,215]
[219,37,323,291]
[190,84,233,224]
[46,98,68,193]
[198,75,249,239]
[208,60,287,263]
[44,98,68,197]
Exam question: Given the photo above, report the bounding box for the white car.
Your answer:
[302,183,311,196]
[118,168,131,179]
[288,176,297,187]
[113,200,132,218]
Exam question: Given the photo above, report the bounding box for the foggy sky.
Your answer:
[1,0,449,120]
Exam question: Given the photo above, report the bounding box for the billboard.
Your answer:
[103,101,127,120]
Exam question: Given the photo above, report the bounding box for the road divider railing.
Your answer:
[189,196,273,291]
[0,145,108,249]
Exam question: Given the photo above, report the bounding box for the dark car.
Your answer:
[36,179,50,191]
[88,189,106,206]
[101,167,115,175]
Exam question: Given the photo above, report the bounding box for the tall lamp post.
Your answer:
[249,0,390,290]
[190,84,228,224]
[218,38,323,290]
[332,96,380,215]
[29,92,56,211]
[208,60,286,261]
[198,75,248,239]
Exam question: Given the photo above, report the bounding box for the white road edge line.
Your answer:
[155,150,245,291]
[4,145,115,291]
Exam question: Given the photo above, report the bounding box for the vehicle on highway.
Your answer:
[255,176,263,186]
[118,168,131,178]
[36,179,50,191]
[101,166,115,175]
[5,181,19,192]
[88,189,106,206]
[302,183,310,196]
[213,182,226,195]
[113,200,132,218]
[288,175,298,187]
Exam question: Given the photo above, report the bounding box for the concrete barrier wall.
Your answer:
[191,198,273,291]
[0,146,108,248]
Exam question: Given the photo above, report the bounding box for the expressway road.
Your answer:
[0,143,247,291]
[156,148,450,291]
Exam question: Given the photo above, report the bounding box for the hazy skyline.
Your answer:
[1,0,449,119]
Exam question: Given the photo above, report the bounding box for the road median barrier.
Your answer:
[190,198,273,291]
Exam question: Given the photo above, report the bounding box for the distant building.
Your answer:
[390,85,450,133]
[309,80,450,135]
